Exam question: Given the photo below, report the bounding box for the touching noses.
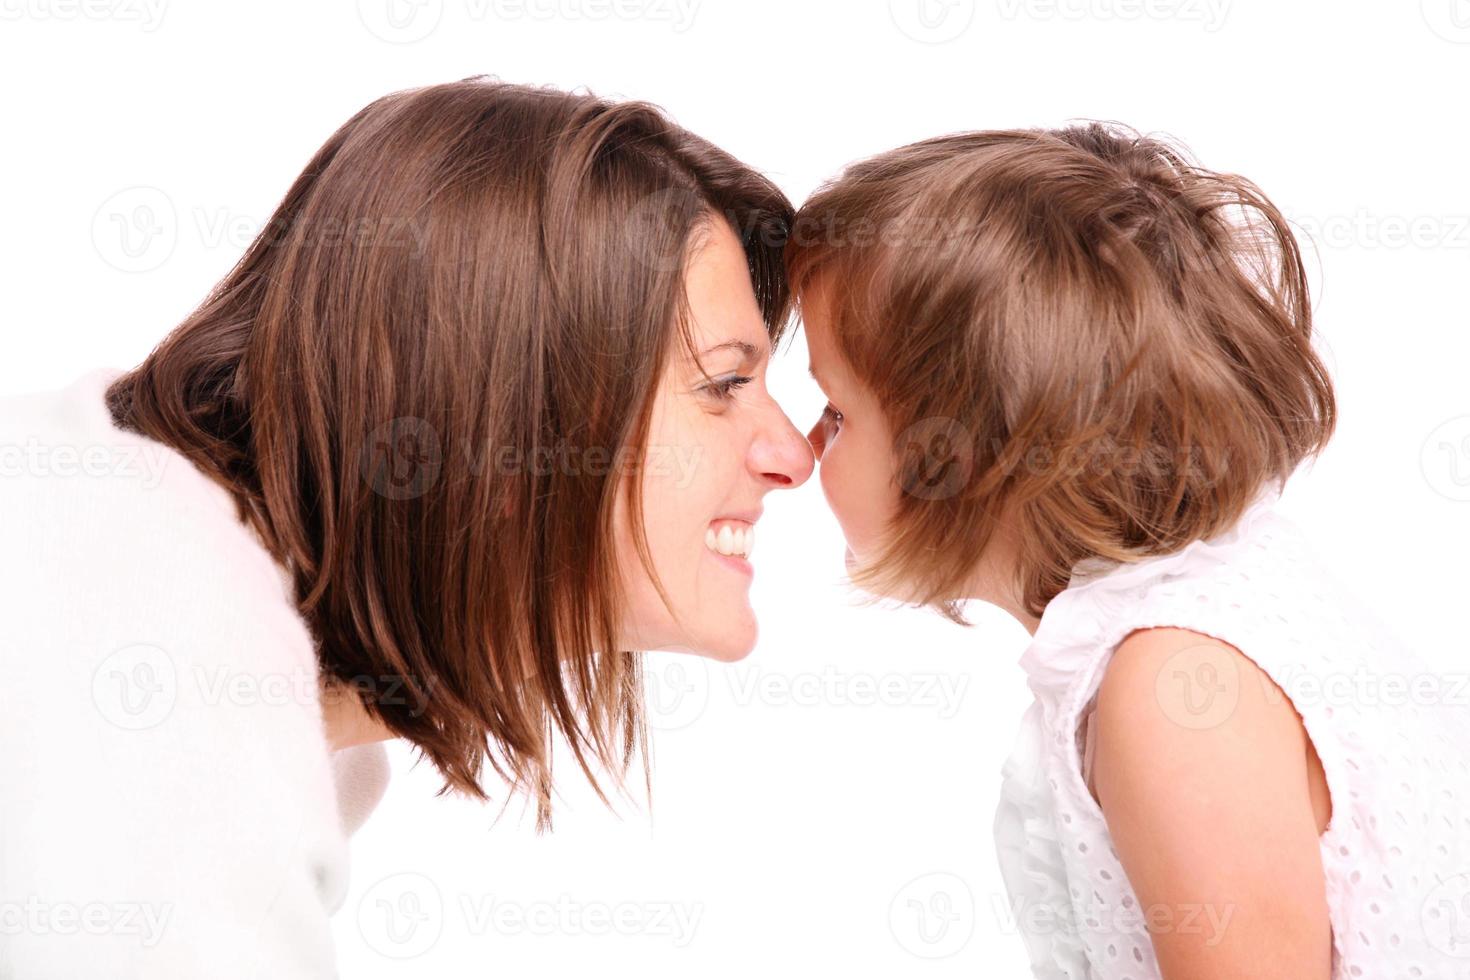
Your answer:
[750,401,815,489]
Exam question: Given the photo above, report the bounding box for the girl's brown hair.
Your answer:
[787,123,1335,621]
[106,77,794,825]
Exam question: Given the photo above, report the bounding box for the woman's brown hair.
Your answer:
[787,123,1335,621]
[105,77,794,826]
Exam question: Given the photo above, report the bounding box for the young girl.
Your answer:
[786,124,1470,978]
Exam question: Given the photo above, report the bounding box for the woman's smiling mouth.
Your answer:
[704,519,754,560]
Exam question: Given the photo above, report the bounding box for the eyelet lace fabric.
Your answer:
[994,489,1470,979]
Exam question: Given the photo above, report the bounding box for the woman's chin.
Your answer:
[639,617,757,662]
[693,616,758,663]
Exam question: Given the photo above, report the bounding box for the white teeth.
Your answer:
[706,521,754,559]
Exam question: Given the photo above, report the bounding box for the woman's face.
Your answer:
[616,218,815,661]
[799,277,902,573]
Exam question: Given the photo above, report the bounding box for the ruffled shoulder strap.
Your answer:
[1018,485,1285,709]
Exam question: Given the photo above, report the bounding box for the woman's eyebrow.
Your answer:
[699,339,761,360]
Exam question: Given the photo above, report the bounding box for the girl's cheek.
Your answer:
[818,453,847,518]
[820,453,865,546]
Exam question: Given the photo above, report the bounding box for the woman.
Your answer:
[0,77,811,975]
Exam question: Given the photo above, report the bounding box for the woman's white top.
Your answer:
[1,368,390,978]
[994,488,1470,979]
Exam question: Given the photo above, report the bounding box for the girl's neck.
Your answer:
[990,591,1042,636]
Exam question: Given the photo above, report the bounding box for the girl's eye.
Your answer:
[821,402,843,426]
[703,375,754,401]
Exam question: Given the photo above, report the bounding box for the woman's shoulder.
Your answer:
[0,365,333,738]
[0,370,357,974]
[1,367,249,536]
[0,366,337,820]
[1,367,304,641]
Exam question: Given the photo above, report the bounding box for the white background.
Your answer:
[3,0,1468,976]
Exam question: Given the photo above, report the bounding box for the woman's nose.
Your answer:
[752,403,815,489]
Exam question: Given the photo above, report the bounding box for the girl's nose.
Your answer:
[806,417,828,461]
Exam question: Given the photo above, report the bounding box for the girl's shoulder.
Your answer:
[999,490,1470,976]
[1019,487,1397,712]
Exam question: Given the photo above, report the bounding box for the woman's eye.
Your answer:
[703,375,754,401]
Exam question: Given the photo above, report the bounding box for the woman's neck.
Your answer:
[319,676,397,751]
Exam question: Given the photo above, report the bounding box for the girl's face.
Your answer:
[615,218,815,661]
[800,278,902,573]
[800,276,1033,628]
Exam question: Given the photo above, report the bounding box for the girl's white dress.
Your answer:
[994,487,1470,979]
